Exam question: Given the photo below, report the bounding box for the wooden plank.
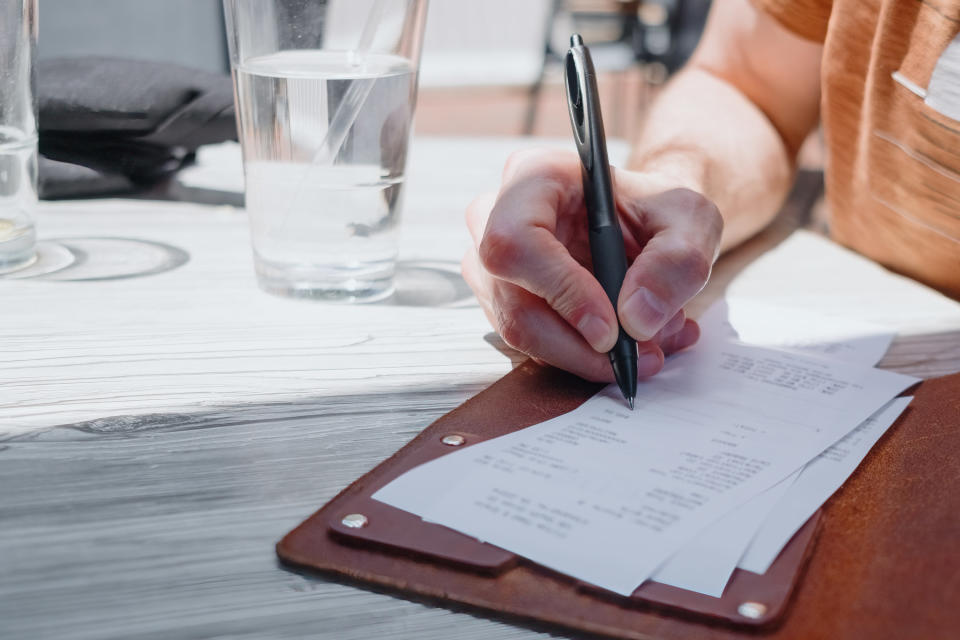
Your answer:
[2,139,959,639]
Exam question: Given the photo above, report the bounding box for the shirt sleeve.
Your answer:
[750,0,833,43]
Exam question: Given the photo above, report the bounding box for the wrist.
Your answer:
[626,146,711,197]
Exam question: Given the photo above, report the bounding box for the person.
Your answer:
[461,0,960,383]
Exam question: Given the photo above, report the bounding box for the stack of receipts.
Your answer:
[374,298,918,598]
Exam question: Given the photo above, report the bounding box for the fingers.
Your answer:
[478,173,618,353]
[631,313,698,379]
[636,342,666,378]
[657,318,701,354]
[464,245,613,380]
[465,192,497,246]
[465,236,620,382]
[461,248,493,320]
[657,310,686,341]
[465,243,695,381]
[462,153,713,384]
[618,189,723,341]
[488,274,616,382]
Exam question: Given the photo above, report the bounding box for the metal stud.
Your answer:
[737,601,767,620]
[441,434,465,446]
[341,513,369,529]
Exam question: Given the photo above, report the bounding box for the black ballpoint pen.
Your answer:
[564,33,638,409]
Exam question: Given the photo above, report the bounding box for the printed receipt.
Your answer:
[737,395,913,575]
[652,396,911,596]
[374,341,917,596]
[645,301,900,596]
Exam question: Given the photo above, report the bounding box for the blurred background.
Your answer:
[38,0,712,140]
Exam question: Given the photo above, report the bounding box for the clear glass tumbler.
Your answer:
[223,0,428,302]
[0,0,38,273]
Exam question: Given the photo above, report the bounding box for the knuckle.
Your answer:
[478,229,521,277]
[496,307,533,354]
[672,188,725,245]
[544,272,588,321]
[667,240,713,285]
[502,149,536,181]
[695,203,724,247]
[667,187,711,209]
[503,148,575,183]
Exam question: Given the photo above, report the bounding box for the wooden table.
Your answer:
[2,139,959,640]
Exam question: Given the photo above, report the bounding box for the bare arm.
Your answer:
[629,0,823,250]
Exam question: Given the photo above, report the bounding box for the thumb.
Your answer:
[617,188,722,340]
[618,238,718,342]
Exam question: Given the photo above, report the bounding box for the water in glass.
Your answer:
[235,49,417,301]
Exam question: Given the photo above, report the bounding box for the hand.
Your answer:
[462,149,723,382]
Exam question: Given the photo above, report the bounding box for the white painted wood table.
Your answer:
[2,139,959,640]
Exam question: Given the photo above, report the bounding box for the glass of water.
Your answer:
[223,0,428,302]
[0,0,38,273]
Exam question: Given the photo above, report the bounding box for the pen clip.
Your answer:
[564,34,593,169]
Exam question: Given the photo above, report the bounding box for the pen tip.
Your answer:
[628,397,635,410]
[570,33,584,47]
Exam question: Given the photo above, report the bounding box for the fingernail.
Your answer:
[622,287,671,340]
[636,350,662,377]
[577,314,616,352]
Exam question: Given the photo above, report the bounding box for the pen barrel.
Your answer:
[608,328,638,400]
[587,223,629,310]
[581,153,617,228]
[589,223,637,400]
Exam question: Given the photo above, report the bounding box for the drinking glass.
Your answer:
[223,0,428,302]
[0,0,38,273]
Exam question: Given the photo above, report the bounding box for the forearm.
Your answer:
[627,67,795,252]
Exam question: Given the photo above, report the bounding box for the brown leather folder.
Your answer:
[278,362,960,639]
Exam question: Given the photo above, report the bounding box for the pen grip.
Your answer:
[588,224,629,310]
[589,223,637,401]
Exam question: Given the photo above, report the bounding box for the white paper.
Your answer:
[698,298,895,366]
[738,395,913,575]
[651,394,911,596]
[722,230,960,338]
[375,341,917,596]
[646,299,896,596]
[650,471,798,596]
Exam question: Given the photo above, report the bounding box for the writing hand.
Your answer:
[462,149,723,382]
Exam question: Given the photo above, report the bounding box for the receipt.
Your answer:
[645,300,899,596]
[375,341,917,596]
[738,396,913,574]
[651,471,797,596]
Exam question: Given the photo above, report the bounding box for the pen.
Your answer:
[564,33,638,409]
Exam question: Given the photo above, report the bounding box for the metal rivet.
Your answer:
[441,434,465,446]
[738,601,767,620]
[341,513,368,529]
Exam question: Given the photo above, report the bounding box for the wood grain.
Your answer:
[2,139,958,640]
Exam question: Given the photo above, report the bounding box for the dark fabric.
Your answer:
[38,56,237,197]
[38,156,136,200]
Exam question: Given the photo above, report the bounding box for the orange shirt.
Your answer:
[755,0,960,299]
